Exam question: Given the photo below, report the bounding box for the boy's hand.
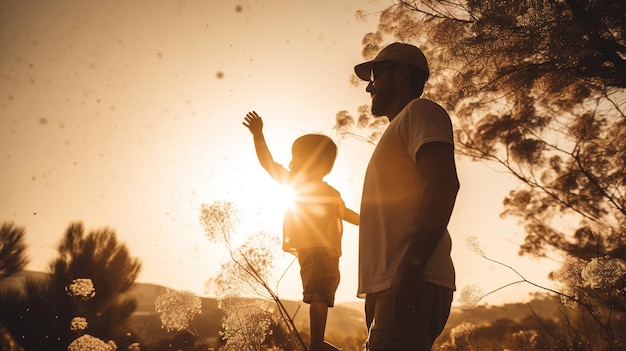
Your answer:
[242,111,263,136]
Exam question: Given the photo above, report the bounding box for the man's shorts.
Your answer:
[297,247,340,307]
[365,284,454,350]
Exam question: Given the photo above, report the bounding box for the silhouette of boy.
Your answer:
[243,111,359,351]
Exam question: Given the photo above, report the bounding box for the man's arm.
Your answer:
[393,141,459,322]
[407,141,458,265]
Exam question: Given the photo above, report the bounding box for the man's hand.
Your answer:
[242,111,263,136]
[392,260,425,324]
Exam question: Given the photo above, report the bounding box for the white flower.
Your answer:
[511,330,540,349]
[582,257,626,290]
[466,236,485,257]
[70,316,88,331]
[219,296,272,351]
[449,322,476,346]
[155,289,201,332]
[199,201,240,243]
[66,278,96,300]
[67,334,117,351]
[458,284,483,309]
[551,256,586,306]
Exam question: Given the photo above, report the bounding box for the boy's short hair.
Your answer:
[292,134,337,177]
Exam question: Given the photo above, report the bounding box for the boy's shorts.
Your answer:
[297,247,340,307]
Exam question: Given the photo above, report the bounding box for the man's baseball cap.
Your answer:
[354,42,429,81]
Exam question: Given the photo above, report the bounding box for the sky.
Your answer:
[0,0,561,306]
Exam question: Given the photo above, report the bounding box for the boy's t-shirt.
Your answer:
[282,180,345,256]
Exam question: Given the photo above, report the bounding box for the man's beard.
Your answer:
[370,85,394,117]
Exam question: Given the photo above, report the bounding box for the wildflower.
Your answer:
[69,317,88,332]
[458,284,483,309]
[211,231,282,298]
[581,257,626,290]
[219,296,272,351]
[449,322,476,346]
[551,256,586,306]
[199,201,240,243]
[511,330,540,349]
[232,231,280,280]
[466,235,485,257]
[67,334,117,351]
[438,341,454,351]
[66,278,96,301]
[155,289,201,332]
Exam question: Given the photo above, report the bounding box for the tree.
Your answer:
[0,222,29,279]
[0,222,142,350]
[0,223,29,351]
[339,1,625,349]
[347,0,625,260]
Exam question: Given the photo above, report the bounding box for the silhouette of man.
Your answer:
[354,42,460,350]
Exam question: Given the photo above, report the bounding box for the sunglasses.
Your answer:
[369,63,398,82]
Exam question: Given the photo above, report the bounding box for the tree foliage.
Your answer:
[0,222,29,279]
[348,0,625,262]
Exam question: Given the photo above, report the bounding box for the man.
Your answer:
[354,42,460,350]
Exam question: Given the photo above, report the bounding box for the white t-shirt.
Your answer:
[358,98,456,297]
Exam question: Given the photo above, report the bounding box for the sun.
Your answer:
[270,183,296,212]
[230,175,296,233]
[255,182,297,232]
[252,183,299,240]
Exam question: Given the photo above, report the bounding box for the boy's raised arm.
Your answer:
[242,111,288,183]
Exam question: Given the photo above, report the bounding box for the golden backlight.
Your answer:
[0,0,559,308]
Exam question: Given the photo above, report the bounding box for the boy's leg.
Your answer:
[309,300,330,350]
[299,248,341,351]
[309,301,341,351]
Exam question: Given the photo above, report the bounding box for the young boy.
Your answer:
[242,111,359,351]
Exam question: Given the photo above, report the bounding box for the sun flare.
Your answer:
[272,184,296,212]
[232,177,298,236]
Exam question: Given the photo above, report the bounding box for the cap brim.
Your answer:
[354,61,374,81]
